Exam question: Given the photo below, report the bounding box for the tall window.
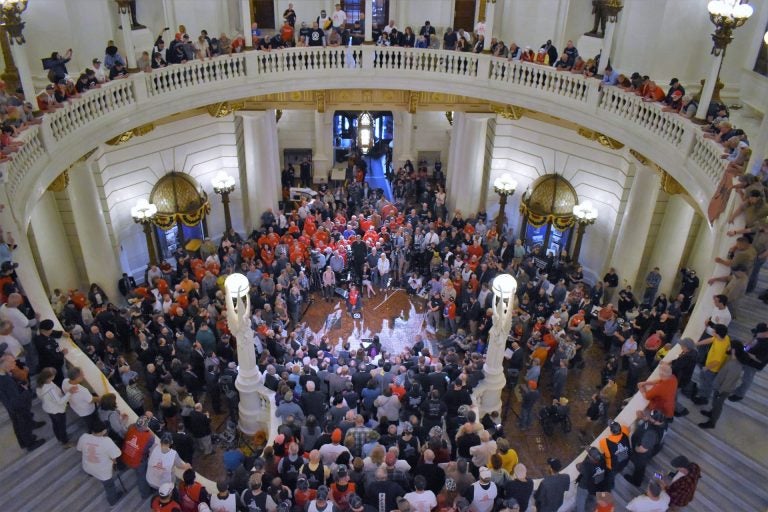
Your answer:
[340,0,389,28]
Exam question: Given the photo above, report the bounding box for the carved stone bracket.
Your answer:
[408,90,419,114]
[315,90,327,113]
[105,123,155,146]
[445,112,454,126]
[577,127,624,150]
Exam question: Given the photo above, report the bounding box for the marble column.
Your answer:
[599,19,618,75]
[388,0,399,25]
[364,0,373,43]
[67,160,122,303]
[220,0,231,33]
[648,194,695,297]
[313,111,332,182]
[445,112,494,218]
[117,7,138,69]
[29,192,80,293]
[751,108,768,172]
[162,0,176,33]
[482,1,496,52]
[610,163,661,291]
[686,217,717,304]
[238,110,281,232]
[695,54,724,120]
[241,0,253,48]
[393,111,414,168]
[8,42,35,107]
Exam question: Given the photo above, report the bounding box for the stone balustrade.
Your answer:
[3,47,730,225]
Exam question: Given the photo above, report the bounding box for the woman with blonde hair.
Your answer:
[160,392,179,432]
[36,367,72,446]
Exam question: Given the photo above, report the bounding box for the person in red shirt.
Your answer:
[638,362,678,420]
[347,285,361,316]
[444,296,457,333]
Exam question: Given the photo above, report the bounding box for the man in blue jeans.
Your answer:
[77,419,124,506]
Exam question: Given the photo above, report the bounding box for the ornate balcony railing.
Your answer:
[3,46,727,224]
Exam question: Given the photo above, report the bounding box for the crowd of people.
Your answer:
[0,6,765,512]
[2,137,766,511]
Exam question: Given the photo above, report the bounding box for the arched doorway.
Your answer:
[149,172,210,260]
[519,174,578,257]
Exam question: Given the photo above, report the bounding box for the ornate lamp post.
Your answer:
[212,171,236,233]
[571,201,598,263]
[493,174,517,236]
[0,0,35,105]
[224,272,262,436]
[131,198,159,266]
[695,0,753,120]
[474,273,517,417]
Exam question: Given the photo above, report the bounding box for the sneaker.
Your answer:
[674,408,689,417]
[728,395,744,402]
[32,420,46,430]
[701,410,712,417]
[27,438,45,452]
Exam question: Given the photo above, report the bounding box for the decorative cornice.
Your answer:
[629,149,684,195]
[492,104,525,121]
[104,123,155,146]
[577,127,624,150]
[206,101,244,118]
[47,170,69,192]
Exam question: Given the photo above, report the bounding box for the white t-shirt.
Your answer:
[62,378,96,417]
[626,491,671,512]
[0,305,34,345]
[706,305,732,335]
[319,443,350,466]
[146,445,182,489]
[77,433,121,481]
[404,491,437,512]
[332,9,347,28]
[210,493,238,512]
[0,333,23,357]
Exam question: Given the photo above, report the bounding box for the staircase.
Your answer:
[611,268,768,510]
[0,403,149,511]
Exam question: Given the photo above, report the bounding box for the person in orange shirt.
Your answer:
[642,81,666,103]
[241,243,256,262]
[467,239,484,260]
[637,362,678,420]
[70,290,87,310]
[261,246,275,267]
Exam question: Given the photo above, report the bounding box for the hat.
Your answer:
[547,457,562,471]
[316,485,330,500]
[349,495,364,510]
[527,380,538,390]
[513,463,527,479]
[752,322,768,334]
[161,432,174,445]
[679,337,696,351]
[39,319,55,331]
[296,475,309,490]
[669,78,679,85]
[444,478,457,491]
[331,428,342,443]
[670,455,690,468]
[0,261,17,272]
[159,482,174,497]
[135,416,150,431]
[92,58,101,64]
[403,423,413,433]
[336,464,348,478]
[649,409,665,422]
[479,467,492,481]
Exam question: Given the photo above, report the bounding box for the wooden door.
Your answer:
[253,0,276,29]
[453,0,476,32]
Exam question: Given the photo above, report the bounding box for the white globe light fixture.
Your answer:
[225,272,251,300]
[492,273,517,302]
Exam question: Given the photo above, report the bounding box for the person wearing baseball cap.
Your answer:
[308,485,338,512]
[464,467,497,512]
[150,481,180,510]
[120,415,155,498]
[534,458,569,512]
